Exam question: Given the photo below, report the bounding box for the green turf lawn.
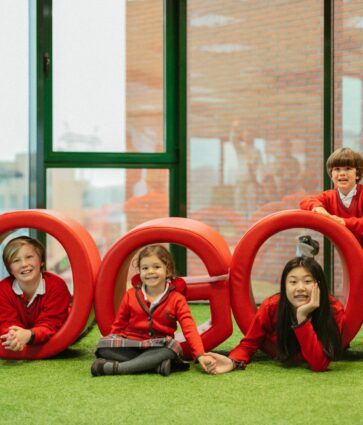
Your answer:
[1,304,363,425]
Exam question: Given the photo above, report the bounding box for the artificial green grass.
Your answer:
[1,304,363,425]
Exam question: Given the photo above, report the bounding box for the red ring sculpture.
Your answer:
[0,209,100,359]
[230,209,363,349]
[94,217,233,359]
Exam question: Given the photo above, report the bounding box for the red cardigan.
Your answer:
[0,272,71,344]
[229,293,344,372]
[300,184,363,247]
[110,276,205,359]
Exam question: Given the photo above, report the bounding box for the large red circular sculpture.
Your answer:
[0,209,100,359]
[94,217,233,359]
[230,209,363,348]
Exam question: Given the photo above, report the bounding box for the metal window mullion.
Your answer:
[324,0,334,292]
[165,0,187,274]
[32,0,52,209]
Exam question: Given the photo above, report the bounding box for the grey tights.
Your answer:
[97,347,177,375]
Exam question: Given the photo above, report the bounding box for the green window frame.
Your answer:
[29,0,340,286]
[30,0,187,271]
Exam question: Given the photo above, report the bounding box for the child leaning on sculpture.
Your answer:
[206,253,343,373]
[300,147,363,248]
[0,236,70,351]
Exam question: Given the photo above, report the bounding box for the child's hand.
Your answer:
[296,283,320,324]
[329,215,346,226]
[1,329,25,351]
[8,326,32,345]
[198,354,217,374]
[204,352,235,374]
[312,207,331,217]
[1,326,31,351]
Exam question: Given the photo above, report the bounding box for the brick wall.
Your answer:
[187,0,363,300]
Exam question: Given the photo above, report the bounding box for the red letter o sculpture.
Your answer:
[94,217,233,359]
[0,209,100,360]
[230,209,363,349]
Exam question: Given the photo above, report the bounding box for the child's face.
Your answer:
[9,243,43,288]
[139,255,168,293]
[285,267,316,310]
[331,166,357,195]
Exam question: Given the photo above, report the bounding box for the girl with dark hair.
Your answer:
[207,257,344,373]
[91,244,216,377]
[276,257,342,364]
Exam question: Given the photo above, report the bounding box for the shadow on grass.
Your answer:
[212,349,271,362]
[0,359,29,367]
[0,348,88,367]
[49,347,89,360]
[341,347,363,361]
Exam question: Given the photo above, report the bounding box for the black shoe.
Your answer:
[156,359,171,376]
[91,358,108,376]
[91,358,119,376]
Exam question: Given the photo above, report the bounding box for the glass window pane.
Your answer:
[46,234,74,295]
[0,1,29,212]
[334,0,363,151]
[333,0,363,300]
[46,168,169,259]
[0,1,31,280]
[187,1,324,300]
[53,0,164,153]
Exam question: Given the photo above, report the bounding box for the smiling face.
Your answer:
[8,243,43,289]
[331,166,358,195]
[285,266,316,310]
[139,254,168,295]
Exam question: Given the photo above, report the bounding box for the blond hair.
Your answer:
[3,236,45,275]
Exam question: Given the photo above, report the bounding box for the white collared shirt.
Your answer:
[12,276,46,307]
[338,185,357,208]
[141,282,169,309]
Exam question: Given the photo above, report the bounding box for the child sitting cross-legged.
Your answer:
[91,244,216,377]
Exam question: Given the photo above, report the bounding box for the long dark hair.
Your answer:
[277,257,342,362]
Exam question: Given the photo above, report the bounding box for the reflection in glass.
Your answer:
[46,168,169,262]
[0,1,29,213]
[188,1,324,300]
[46,235,73,295]
[334,1,363,299]
[53,0,164,153]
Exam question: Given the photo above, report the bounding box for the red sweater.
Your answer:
[0,272,71,344]
[300,184,363,247]
[229,293,344,372]
[110,277,205,359]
